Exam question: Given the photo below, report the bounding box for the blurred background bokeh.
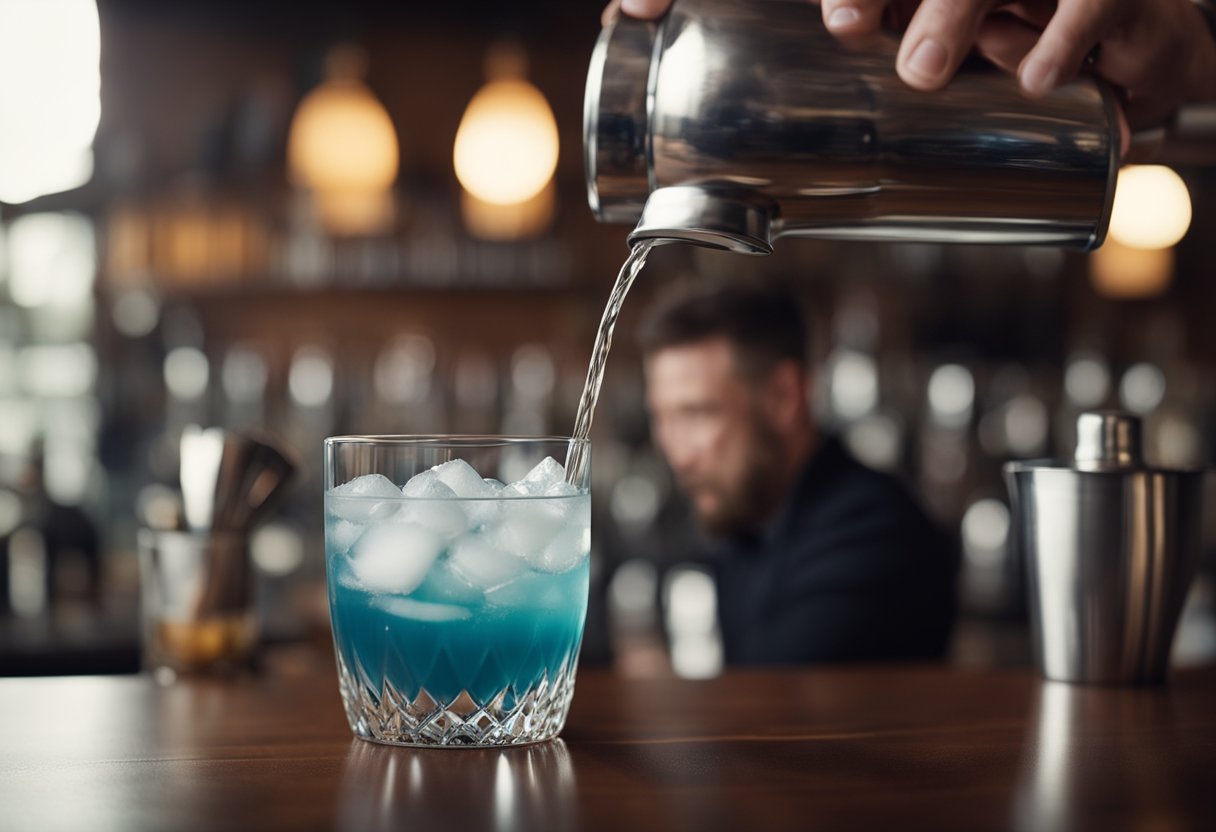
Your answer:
[1,0,1213,678]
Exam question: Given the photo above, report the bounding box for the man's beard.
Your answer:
[691,418,789,538]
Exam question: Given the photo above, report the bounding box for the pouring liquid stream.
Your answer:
[565,239,658,483]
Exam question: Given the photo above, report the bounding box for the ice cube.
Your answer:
[431,459,493,498]
[483,496,571,558]
[502,481,536,497]
[351,522,442,594]
[375,596,472,622]
[413,559,484,606]
[508,454,569,493]
[332,473,402,501]
[398,502,469,541]
[327,519,364,554]
[449,534,526,591]
[479,479,507,516]
[401,470,457,499]
[463,499,501,530]
[335,564,363,591]
[544,480,579,498]
[398,472,469,539]
[431,459,500,527]
[484,571,567,609]
[528,497,591,573]
[328,474,404,523]
[518,456,566,490]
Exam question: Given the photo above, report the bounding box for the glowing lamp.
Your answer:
[1107,166,1192,250]
[287,46,399,235]
[453,44,559,209]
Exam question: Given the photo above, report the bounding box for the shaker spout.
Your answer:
[628,186,774,255]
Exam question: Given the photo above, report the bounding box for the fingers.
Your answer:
[999,0,1056,30]
[896,0,995,90]
[1017,0,1113,97]
[620,0,673,19]
[821,0,890,37]
[974,13,1038,74]
[1096,36,1183,131]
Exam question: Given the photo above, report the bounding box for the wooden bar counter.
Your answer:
[2,653,1214,831]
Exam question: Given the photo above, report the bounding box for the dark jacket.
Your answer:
[716,437,957,664]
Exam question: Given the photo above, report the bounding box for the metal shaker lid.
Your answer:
[1005,410,1202,476]
[1073,410,1142,471]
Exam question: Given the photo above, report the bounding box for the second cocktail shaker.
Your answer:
[1005,412,1205,685]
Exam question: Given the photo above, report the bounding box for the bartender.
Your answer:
[639,281,956,663]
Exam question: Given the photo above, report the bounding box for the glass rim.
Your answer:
[324,434,589,448]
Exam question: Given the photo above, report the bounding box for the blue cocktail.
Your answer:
[324,437,590,747]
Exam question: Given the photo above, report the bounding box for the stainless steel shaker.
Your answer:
[585,0,1120,253]
[1005,412,1205,685]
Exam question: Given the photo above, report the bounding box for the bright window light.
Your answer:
[8,212,96,308]
[0,0,101,204]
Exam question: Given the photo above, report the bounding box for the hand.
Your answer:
[822,0,1216,130]
[602,0,1216,130]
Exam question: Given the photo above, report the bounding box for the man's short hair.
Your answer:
[637,279,809,382]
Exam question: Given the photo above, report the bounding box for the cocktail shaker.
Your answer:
[1005,412,1205,685]
[586,0,1125,253]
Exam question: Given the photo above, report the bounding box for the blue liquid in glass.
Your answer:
[325,494,590,708]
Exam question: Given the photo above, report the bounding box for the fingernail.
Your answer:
[1020,57,1058,97]
[905,39,948,79]
[828,7,861,29]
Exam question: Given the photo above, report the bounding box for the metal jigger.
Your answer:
[139,427,296,678]
[1005,412,1205,684]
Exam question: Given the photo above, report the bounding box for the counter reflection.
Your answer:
[1015,681,1186,832]
[337,738,577,832]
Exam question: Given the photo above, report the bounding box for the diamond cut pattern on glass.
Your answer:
[337,653,578,746]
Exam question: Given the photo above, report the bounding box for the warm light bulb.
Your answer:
[286,46,400,235]
[453,79,559,206]
[1107,165,1192,250]
[288,83,399,192]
